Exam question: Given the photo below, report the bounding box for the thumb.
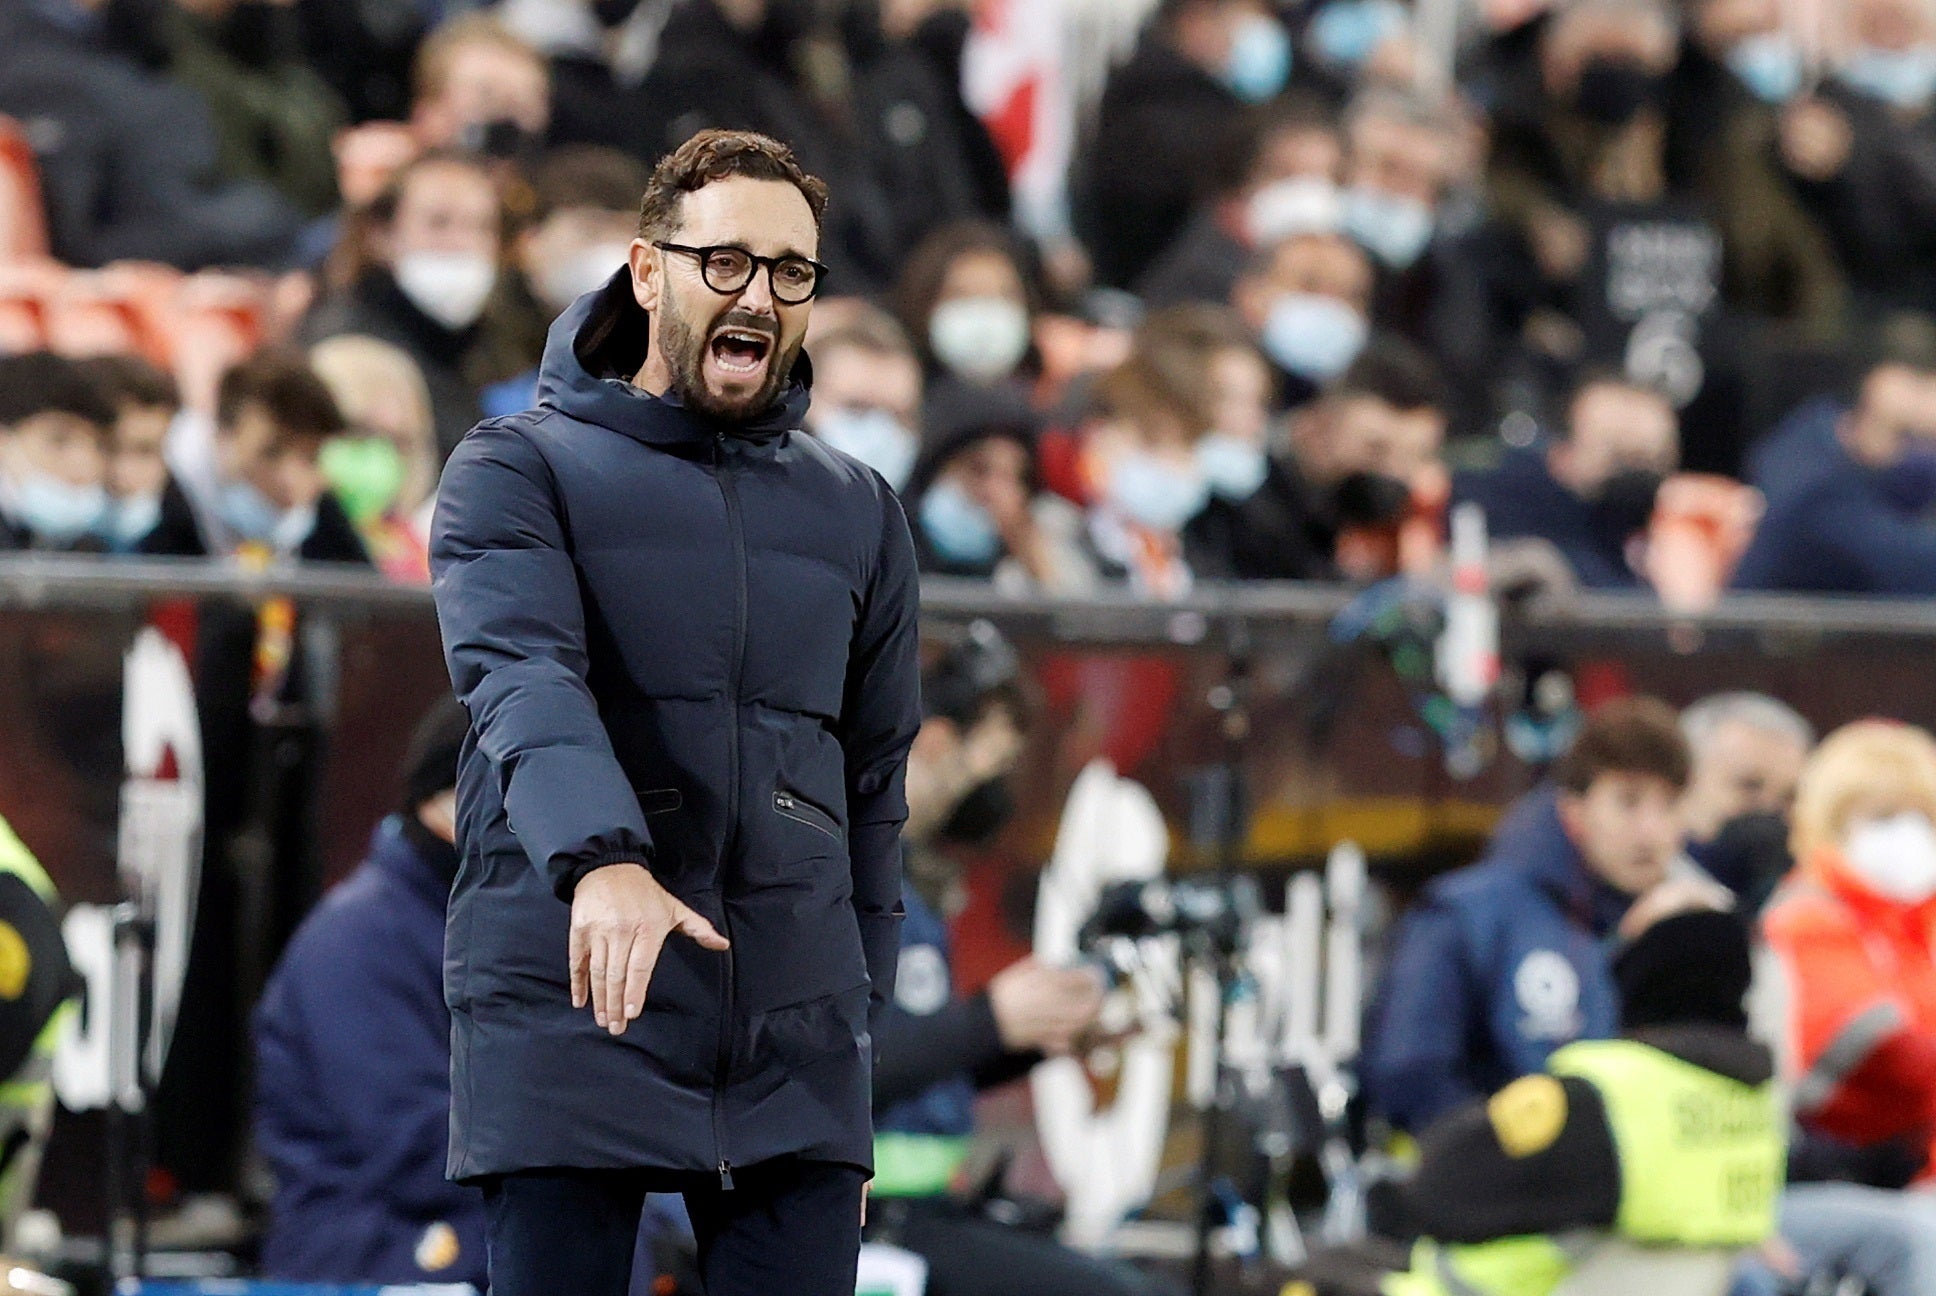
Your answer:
[672,903,730,950]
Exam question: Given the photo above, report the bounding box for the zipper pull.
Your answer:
[776,793,793,809]
[718,1160,735,1191]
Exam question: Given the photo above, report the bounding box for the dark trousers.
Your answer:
[484,1157,868,1296]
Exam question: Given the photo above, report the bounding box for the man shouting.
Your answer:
[431,129,922,1296]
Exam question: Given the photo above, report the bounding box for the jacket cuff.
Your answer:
[555,848,650,902]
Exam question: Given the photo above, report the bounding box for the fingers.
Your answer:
[602,927,633,1036]
[569,922,588,1010]
[673,902,731,951]
[619,926,661,1035]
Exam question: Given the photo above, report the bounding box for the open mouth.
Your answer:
[709,326,774,377]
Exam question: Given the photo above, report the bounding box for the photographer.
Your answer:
[868,622,1173,1296]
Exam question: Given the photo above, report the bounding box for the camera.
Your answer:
[1078,875,1262,954]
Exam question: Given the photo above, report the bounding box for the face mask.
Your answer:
[1330,470,1412,525]
[814,407,918,492]
[532,240,632,315]
[1105,450,1211,533]
[219,480,314,550]
[1343,186,1436,269]
[1221,12,1293,103]
[1262,293,1369,382]
[1687,811,1792,902]
[1726,32,1804,104]
[928,297,1031,384]
[920,479,1002,566]
[1573,56,1664,126]
[939,776,1016,847]
[1310,0,1409,69]
[1841,45,1936,108]
[320,435,406,526]
[103,492,162,551]
[395,251,498,331]
[1589,467,1665,538]
[1844,812,1936,903]
[1881,444,1936,512]
[1197,433,1270,501]
[12,473,106,545]
[1245,177,1344,247]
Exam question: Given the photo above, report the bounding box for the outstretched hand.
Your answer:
[569,863,729,1035]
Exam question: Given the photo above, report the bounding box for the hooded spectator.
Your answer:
[309,335,440,583]
[803,302,924,495]
[0,352,113,553]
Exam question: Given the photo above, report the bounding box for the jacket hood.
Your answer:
[535,268,812,447]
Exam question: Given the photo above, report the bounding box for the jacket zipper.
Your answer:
[710,430,745,1191]
[775,790,839,838]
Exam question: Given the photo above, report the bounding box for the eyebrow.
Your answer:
[709,240,816,262]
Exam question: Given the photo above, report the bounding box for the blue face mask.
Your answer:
[1262,293,1370,382]
[1197,433,1270,501]
[1310,0,1409,69]
[13,472,106,545]
[1106,451,1211,533]
[219,480,286,544]
[102,493,162,552]
[814,407,918,493]
[1343,186,1436,269]
[1841,45,1936,109]
[1881,443,1936,512]
[1726,32,1804,104]
[920,478,1002,566]
[1222,13,1293,103]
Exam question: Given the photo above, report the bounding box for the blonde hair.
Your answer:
[1792,720,1936,864]
[412,14,546,109]
[307,335,439,511]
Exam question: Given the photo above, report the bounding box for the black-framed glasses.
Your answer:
[653,241,828,305]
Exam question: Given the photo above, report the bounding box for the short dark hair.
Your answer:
[0,352,115,431]
[636,130,829,242]
[76,354,179,414]
[217,351,346,442]
[1328,335,1448,414]
[1553,696,1691,795]
[531,145,650,225]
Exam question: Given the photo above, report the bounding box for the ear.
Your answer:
[630,238,660,313]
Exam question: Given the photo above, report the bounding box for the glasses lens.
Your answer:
[771,258,819,303]
[702,248,753,291]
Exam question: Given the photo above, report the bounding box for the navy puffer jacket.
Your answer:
[430,270,922,1183]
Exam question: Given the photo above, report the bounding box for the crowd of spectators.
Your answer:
[0,0,1933,602]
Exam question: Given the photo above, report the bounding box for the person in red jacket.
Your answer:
[1764,719,1936,1175]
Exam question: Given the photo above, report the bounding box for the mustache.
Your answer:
[710,310,778,339]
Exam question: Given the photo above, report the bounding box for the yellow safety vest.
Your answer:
[1379,1038,1784,1296]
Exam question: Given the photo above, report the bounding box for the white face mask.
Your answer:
[1844,812,1936,903]
[395,251,498,330]
[928,297,1030,384]
[532,241,632,315]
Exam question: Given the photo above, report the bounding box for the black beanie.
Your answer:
[1613,908,1753,1032]
[401,694,471,813]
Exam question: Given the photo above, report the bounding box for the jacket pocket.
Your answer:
[773,789,839,839]
[636,787,683,816]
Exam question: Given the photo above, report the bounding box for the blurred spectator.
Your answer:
[0,0,305,268]
[1279,336,1449,581]
[803,303,924,494]
[1084,0,1292,289]
[1136,95,1345,310]
[1732,350,1936,595]
[293,0,428,122]
[303,152,504,459]
[1777,0,1936,318]
[1299,0,1419,103]
[893,221,1039,405]
[1233,222,1375,408]
[1454,374,1678,589]
[409,14,550,164]
[77,354,204,556]
[162,0,348,216]
[169,350,369,564]
[1764,721,1936,1184]
[1341,88,1459,291]
[480,145,648,419]
[1361,697,1714,1132]
[309,335,440,582]
[254,696,485,1287]
[905,388,1097,596]
[870,623,1167,1296]
[1679,692,1812,909]
[0,352,112,553]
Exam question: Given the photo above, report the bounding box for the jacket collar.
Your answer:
[1498,786,1633,937]
[535,268,811,449]
[366,815,458,908]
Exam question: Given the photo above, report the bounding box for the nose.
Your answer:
[736,266,776,315]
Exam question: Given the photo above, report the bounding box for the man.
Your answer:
[803,304,925,494]
[869,621,1171,1296]
[300,151,505,460]
[1233,222,1377,407]
[1455,375,1679,589]
[1361,697,1710,1133]
[409,14,551,162]
[1732,350,1936,595]
[254,699,486,1288]
[0,352,113,552]
[1679,692,1812,908]
[430,129,922,1296]
[76,355,202,556]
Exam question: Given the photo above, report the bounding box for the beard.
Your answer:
[659,292,804,423]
